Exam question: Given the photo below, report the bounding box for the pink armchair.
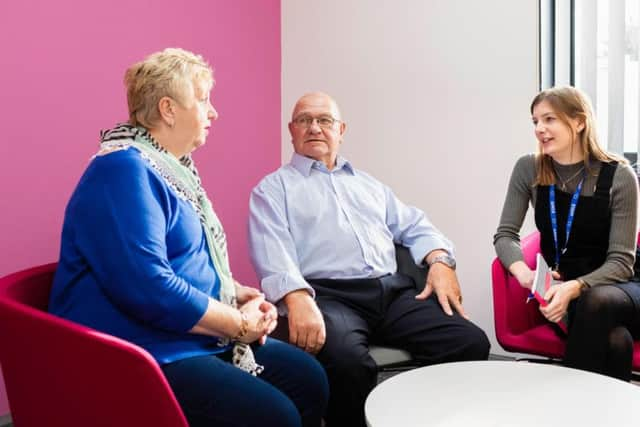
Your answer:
[0,263,188,427]
[491,231,640,371]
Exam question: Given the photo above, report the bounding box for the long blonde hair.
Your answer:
[531,86,626,186]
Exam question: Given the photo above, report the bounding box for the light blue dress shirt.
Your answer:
[248,153,455,305]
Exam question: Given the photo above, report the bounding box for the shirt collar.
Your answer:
[290,152,355,176]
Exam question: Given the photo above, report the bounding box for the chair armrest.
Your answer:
[492,232,547,339]
[520,232,542,269]
[0,301,188,427]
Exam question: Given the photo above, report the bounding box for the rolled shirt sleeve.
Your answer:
[249,179,315,305]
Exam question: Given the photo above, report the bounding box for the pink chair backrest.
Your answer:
[0,264,188,427]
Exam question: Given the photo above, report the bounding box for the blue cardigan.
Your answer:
[49,148,230,364]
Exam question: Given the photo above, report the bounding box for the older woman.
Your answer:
[49,48,328,427]
[494,86,640,381]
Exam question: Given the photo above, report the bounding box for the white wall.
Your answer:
[282,0,539,355]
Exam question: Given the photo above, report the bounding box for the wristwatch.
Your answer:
[428,253,457,270]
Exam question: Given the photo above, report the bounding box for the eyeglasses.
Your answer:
[292,115,341,129]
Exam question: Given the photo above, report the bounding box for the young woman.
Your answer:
[494,86,640,381]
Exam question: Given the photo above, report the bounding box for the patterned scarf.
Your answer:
[99,123,263,375]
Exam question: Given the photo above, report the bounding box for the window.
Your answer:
[540,0,640,166]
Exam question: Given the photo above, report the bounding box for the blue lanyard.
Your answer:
[549,177,584,270]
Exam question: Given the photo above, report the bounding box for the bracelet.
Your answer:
[233,311,249,341]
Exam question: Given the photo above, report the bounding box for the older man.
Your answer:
[249,92,489,427]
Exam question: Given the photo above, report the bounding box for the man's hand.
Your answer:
[540,280,582,323]
[284,289,326,354]
[416,263,468,319]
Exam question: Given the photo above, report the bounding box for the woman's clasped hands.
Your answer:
[235,283,278,345]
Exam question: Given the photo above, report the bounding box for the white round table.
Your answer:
[365,361,640,427]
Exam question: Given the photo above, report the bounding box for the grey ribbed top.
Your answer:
[493,154,639,286]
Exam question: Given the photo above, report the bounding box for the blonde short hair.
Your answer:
[124,48,213,128]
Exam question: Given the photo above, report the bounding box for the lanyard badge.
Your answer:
[549,177,584,271]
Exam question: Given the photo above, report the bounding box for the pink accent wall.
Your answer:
[0,0,281,417]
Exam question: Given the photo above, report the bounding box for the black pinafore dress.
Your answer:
[534,161,640,330]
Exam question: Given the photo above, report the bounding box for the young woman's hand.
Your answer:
[509,261,535,289]
[539,280,582,323]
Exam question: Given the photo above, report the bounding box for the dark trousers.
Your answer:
[278,274,490,427]
[565,282,640,381]
[161,338,329,427]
